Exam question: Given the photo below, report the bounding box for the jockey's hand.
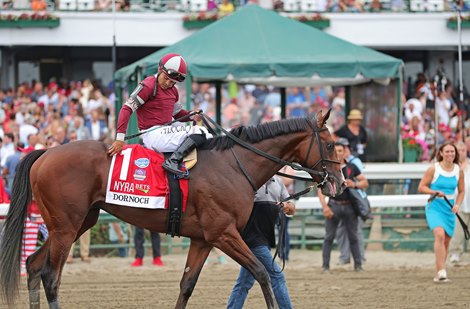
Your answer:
[192,109,203,122]
[108,140,124,156]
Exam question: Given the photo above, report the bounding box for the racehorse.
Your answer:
[0,110,345,309]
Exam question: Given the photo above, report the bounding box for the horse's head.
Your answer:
[298,109,346,197]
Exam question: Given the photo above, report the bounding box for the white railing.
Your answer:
[295,162,429,180]
[294,162,428,209]
[295,194,428,210]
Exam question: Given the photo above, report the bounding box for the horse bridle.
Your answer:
[302,116,341,187]
[201,113,340,189]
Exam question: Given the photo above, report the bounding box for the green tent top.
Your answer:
[115,5,403,86]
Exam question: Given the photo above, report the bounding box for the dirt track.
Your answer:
[11,250,470,308]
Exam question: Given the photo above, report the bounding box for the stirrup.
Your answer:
[173,166,189,179]
[164,162,189,179]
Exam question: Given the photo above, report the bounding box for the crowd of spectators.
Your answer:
[192,69,470,164]
[401,68,470,162]
[191,82,346,133]
[1,69,468,172]
[0,79,114,193]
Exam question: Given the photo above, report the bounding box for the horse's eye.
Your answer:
[326,143,334,151]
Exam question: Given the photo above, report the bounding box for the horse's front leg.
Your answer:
[175,239,212,309]
[215,228,276,309]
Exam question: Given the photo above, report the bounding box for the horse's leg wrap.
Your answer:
[29,290,40,309]
[48,300,60,309]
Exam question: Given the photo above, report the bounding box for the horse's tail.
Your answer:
[0,149,46,307]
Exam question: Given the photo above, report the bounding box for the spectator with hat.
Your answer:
[335,109,368,161]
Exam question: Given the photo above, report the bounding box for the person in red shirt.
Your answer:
[108,53,210,176]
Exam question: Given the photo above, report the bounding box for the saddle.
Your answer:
[183,149,197,169]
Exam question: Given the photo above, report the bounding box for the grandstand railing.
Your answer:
[0,0,463,13]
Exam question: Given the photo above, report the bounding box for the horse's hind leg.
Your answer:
[26,240,50,309]
[175,239,212,309]
[215,229,276,309]
[41,208,100,309]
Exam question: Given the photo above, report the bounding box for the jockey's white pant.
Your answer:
[142,123,212,153]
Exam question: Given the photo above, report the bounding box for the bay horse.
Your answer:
[0,110,345,309]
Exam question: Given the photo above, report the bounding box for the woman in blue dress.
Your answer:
[419,142,464,283]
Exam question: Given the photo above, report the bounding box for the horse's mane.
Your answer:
[200,117,312,151]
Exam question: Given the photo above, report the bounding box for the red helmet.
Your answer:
[159,53,187,82]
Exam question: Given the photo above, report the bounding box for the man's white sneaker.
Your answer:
[449,254,460,264]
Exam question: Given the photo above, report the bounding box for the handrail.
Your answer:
[295,162,428,180]
[295,194,428,210]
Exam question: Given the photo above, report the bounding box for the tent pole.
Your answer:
[216,81,222,125]
[457,1,465,142]
[280,87,286,119]
[397,74,403,163]
[115,79,122,130]
[345,86,351,115]
[186,74,192,110]
[112,0,116,82]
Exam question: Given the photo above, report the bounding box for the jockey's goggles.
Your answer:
[161,66,186,83]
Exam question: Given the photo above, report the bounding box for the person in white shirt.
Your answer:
[0,133,16,168]
[449,142,470,263]
[435,91,451,126]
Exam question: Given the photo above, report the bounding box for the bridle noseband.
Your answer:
[303,116,341,187]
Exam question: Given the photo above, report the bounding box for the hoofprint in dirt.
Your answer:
[12,250,470,309]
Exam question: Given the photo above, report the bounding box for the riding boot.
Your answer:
[162,137,197,176]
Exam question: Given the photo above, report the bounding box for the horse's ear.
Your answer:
[316,109,331,128]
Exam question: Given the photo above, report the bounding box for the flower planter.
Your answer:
[183,20,216,30]
[403,148,419,163]
[299,20,330,29]
[446,20,470,30]
[0,19,60,28]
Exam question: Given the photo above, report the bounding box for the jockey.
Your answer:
[108,53,211,176]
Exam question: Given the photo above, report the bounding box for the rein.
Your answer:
[275,170,314,182]
[271,185,316,272]
[200,113,334,179]
[201,113,337,203]
[429,193,470,240]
